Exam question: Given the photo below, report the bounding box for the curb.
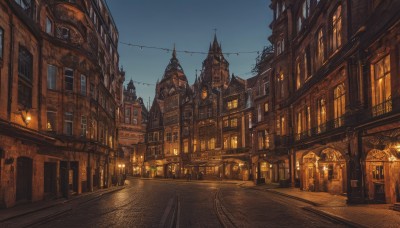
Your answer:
[262,189,320,206]
[302,206,367,228]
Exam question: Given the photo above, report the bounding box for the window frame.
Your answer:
[64,112,73,136]
[47,64,57,90]
[80,74,86,95]
[18,46,33,108]
[64,68,74,91]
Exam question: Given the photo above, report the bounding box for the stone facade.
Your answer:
[258,0,400,204]
[0,0,123,208]
[118,79,148,176]
[145,37,254,180]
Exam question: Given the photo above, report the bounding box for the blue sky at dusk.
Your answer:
[106,0,273,106]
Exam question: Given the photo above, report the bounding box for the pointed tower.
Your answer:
[157,45,189,99]
[124,79,137,101]
[201,34,230,89]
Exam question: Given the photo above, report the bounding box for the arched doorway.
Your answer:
[302,152,318,191]
[301,148,347,194]
[16,157,33,202]
[318,148,347,194]
[365,149,400,203]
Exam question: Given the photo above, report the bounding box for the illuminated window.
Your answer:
[334,83,346,127]
[296,61,301,90]
[200,140,206,151]
[208,138,215,150]
[258,131,264,150]
[228,99,238,110]
[317,28,325,66]
[264,102,269,113]
[317,98,327,133]
[223,136,229,149]
[264,130,270,149]
[231,135,238,149]
[230,118,237,127]
[223,118,229,127]
[371,55,391,116]
[46,111,56,132]
[201,87,207,99]
[184,141,189,153]
[173,148,178,155]
[372,165,384,180]
[332,5,342,51]
[277,72,285,99]
[297,112,303,135]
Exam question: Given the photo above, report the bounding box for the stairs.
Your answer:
[393,203,400,212]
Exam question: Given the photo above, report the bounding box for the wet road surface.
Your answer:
[37,178,346,228]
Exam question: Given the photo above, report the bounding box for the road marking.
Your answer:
[159,193,180,228]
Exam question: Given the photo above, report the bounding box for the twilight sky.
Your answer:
[105,0,273,107]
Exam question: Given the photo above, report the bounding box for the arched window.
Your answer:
[332,5,342,51]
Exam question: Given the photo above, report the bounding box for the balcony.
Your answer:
[294,117,346,142]
[372,99,392,117]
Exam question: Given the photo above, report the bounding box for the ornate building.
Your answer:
[118,79,148,176]
[258,0,400,204]
[145,37,254,180]
[0,0,123,208]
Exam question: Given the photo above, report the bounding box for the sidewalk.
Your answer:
[0,185,125,227]
[252,184,400,228]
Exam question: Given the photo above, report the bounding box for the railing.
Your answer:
[295,116,346,142]
[372,99,392,117]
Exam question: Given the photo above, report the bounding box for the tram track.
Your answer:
[214,188,238,228]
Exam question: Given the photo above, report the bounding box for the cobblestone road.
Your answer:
[37,179,346,228]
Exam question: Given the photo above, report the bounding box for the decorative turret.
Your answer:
[124,79,137,101]
[201,34,230,89]
[162,45,185,80]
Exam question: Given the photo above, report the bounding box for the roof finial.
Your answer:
[172,43,177,58]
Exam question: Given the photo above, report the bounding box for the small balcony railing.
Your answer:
[372,99,392,117]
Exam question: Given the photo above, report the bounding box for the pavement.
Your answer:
[0,185,125,227]
[247,182,400,228]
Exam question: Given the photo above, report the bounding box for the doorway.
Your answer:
[16,157,33,202]
[44,162,57,198]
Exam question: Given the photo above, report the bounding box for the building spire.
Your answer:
[172,43,177,59]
